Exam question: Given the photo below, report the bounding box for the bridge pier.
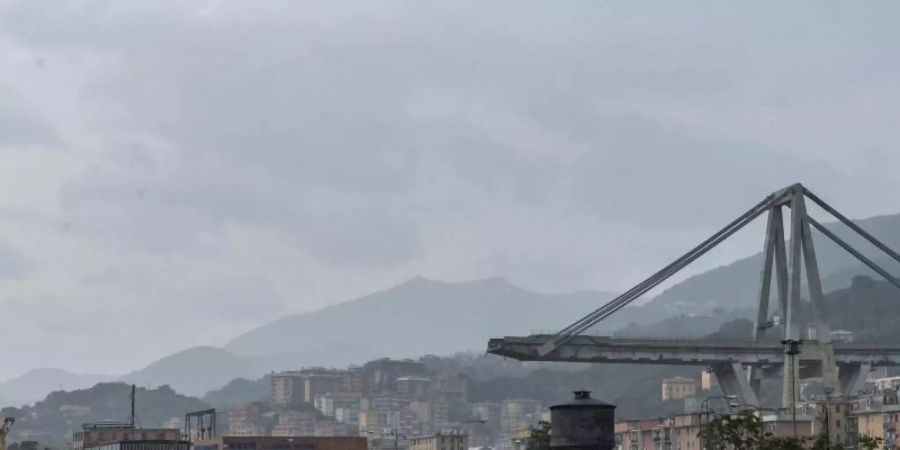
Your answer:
[711,362,760,406]
[839,362,870,397]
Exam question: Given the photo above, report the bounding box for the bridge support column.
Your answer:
[713,362,759,406]
[839,363,870,397]
[782,353,797,409]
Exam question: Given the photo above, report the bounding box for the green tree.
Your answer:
[858,435,884,450]
[811,432,845,450]
[758,436,806,450]
[699,411,805,450]
[699,410,764,450]
[527,420,551,450]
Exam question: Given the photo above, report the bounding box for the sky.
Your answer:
[1,0,900,378]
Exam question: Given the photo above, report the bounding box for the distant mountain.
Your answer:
[202,376,270,410]
[0,369,113,408]
[613,307,755,339]
[80,278,618,397]
[1,382,209,445]
[0,278,612,403]
[643,212,900,316]
[119,343,389,397]
[226,277,617,358]
[119,347,260,397]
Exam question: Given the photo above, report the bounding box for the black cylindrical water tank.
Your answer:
[550,391,616,450]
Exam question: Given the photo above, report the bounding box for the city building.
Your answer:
[229,404,268,436]
[661,377,698,401]
[614,418,664,450]
[855,407,888,444]
[271,410,317,437]
[342,368,365,396]
[397,377,432,399]
[358,407,416,438]
[651,418,673,450]
[74,424,181,450]
[671,413,702,450]
[314,421,353,437]
[192,436,367,450]
[84,440,191,450]
[408,401,438,435]
[408,433,468,450]
[271,373,307,406]
[614,420,632,450]
[315,394,361,419]
[472,402,502,427]
[303,370,344,403]
[335,403,361,427]
[432,376,468,405]
[506,428,533,450]
[855,392,900,448]
[366,434,409,450]
[873,377,900,394]
[804,399,857,448]
[271,369,345,406]
[870,368,890,382]
[500,400,543,433]
[363,359,429,393]
[760,414,814,439]
[831,330,855,343]
[699,369,716,392]
[470,402,501,447]
[60,405,92,419]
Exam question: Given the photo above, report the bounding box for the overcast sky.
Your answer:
[1,1,900,378]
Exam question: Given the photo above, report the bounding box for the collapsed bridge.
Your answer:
[487,184,900,407]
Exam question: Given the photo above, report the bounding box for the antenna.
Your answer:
[130,384,136,428]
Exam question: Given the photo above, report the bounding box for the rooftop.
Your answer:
[662,377,697,384]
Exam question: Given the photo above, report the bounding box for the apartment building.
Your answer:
[74,425,181,450]
[228,404,268,436]
[408,433,468,450]
[500,399,543,433]
[661,378,698,401]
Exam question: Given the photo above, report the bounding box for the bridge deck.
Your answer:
[488,335,900,367]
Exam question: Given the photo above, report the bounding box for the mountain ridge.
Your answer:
[643,211,900,314]
[0,368,113,408]
[225,276,617,359]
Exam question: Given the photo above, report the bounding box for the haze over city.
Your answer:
[2,0,900,384]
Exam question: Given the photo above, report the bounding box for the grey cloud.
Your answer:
[31,0,885,260]
[0,92,57,147]
[3,0,900,376]
[7,1,897,245]
[58,146,422,266]
[301,205,422,267]
[563,115,842,228]
[0,241,31,280]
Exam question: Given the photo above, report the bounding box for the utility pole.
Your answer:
[130,384,136,428]
[822,388,835,450]
[700,395,736,450]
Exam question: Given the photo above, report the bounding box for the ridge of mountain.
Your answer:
[119,346,256,396]
[644,212,900,314]
[0,278,619,405]
[225,276,617,358]
[1,382,210,446]
[0,368,113,408]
